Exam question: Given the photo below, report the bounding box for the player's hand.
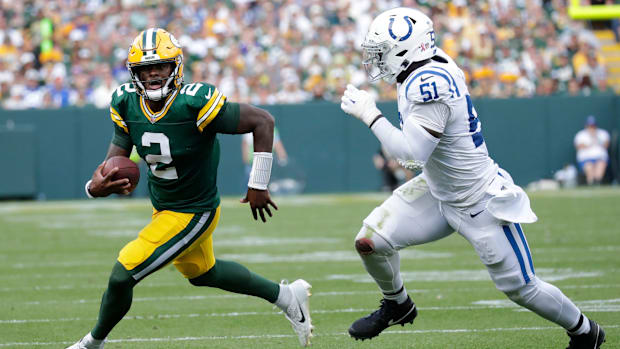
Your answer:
[88,161,132,197]
[340,84,382,127]
[240,188,278,222]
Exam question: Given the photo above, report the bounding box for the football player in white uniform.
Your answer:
[340,8,605,349]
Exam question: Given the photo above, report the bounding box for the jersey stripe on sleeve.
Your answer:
[196,89,226,132]
[430,66,460,97]
[110,106,129,133]
[404,66,460,101]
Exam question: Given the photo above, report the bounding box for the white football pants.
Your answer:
[356,174,582,330]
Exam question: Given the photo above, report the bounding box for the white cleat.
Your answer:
[281,279,314,347]
[66,333,105,349]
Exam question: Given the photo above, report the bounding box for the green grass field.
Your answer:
[1,189,619,348]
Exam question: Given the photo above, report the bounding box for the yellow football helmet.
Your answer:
[126,28,184,101]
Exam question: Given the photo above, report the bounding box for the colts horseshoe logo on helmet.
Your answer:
[388,16,414,42]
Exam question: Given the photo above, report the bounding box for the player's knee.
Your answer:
[504,277,539,305]
[177,262,206,282]
[504,287,525,305]
[189,263,218,287]
[188,275,203,287]
[487,262,528,295]
[354,226,394,256]
[355,237,375,255]
[108,262,136,290]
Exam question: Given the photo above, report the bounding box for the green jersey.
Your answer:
[109,82,240,213]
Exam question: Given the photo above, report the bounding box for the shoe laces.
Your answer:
[366,299,397,322]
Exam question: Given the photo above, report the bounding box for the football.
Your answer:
[103,156,140,188]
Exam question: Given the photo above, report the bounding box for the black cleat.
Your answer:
[566,319,606,349]
[348,296,417,340]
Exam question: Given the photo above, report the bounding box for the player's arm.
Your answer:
[235,104,278,222]
[195,84,278,222]
[370,114,441,162]
[235,103,275,153]
[86,127,133,198]
[209,101,278,222]
[340,84,441,163]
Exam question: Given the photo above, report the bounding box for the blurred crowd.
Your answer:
[0,0,616,110]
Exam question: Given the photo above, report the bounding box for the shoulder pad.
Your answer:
[179,82,213,100]
[179,82,217,107]
[404,67,460,103]
[109,83,136,134]
[180,82,227,132]
[111,83,137,104]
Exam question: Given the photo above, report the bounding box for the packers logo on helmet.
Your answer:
[126,28,184,101]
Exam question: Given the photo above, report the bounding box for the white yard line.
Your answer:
[1,325,618,347]
[0,250,451,273]
[3,245,617,269]
[0,282,180,292]
[4,281,619,300]
[327,268,603,283]
[2,281,619,293]
[4,298,620,324]
[20,290,407,305]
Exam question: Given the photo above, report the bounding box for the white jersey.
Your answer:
[396,49,497,207]
[574,128,609,163]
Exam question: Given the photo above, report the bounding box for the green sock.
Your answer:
[189,259,280,303]
[91,262,137,340]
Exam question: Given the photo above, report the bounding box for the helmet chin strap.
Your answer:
[145,87,167,101]
[143,75,175,101]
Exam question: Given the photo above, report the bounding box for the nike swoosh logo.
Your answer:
[387,305,416,326]
[420,76,432,82]
[298,302,306,323]
[470,210,484,218]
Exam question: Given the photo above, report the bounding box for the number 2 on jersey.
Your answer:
[142,132,179,179]
[179,82,203,96]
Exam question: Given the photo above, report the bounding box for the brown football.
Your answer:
[103,156,140,188]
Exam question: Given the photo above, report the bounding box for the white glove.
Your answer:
[340,84,382,127]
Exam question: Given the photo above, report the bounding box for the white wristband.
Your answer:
[85,179,95,199]
[248,152,273,190]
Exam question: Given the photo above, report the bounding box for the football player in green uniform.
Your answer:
[68,28,313,348]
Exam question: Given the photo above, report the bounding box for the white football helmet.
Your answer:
[362,7,436,84]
